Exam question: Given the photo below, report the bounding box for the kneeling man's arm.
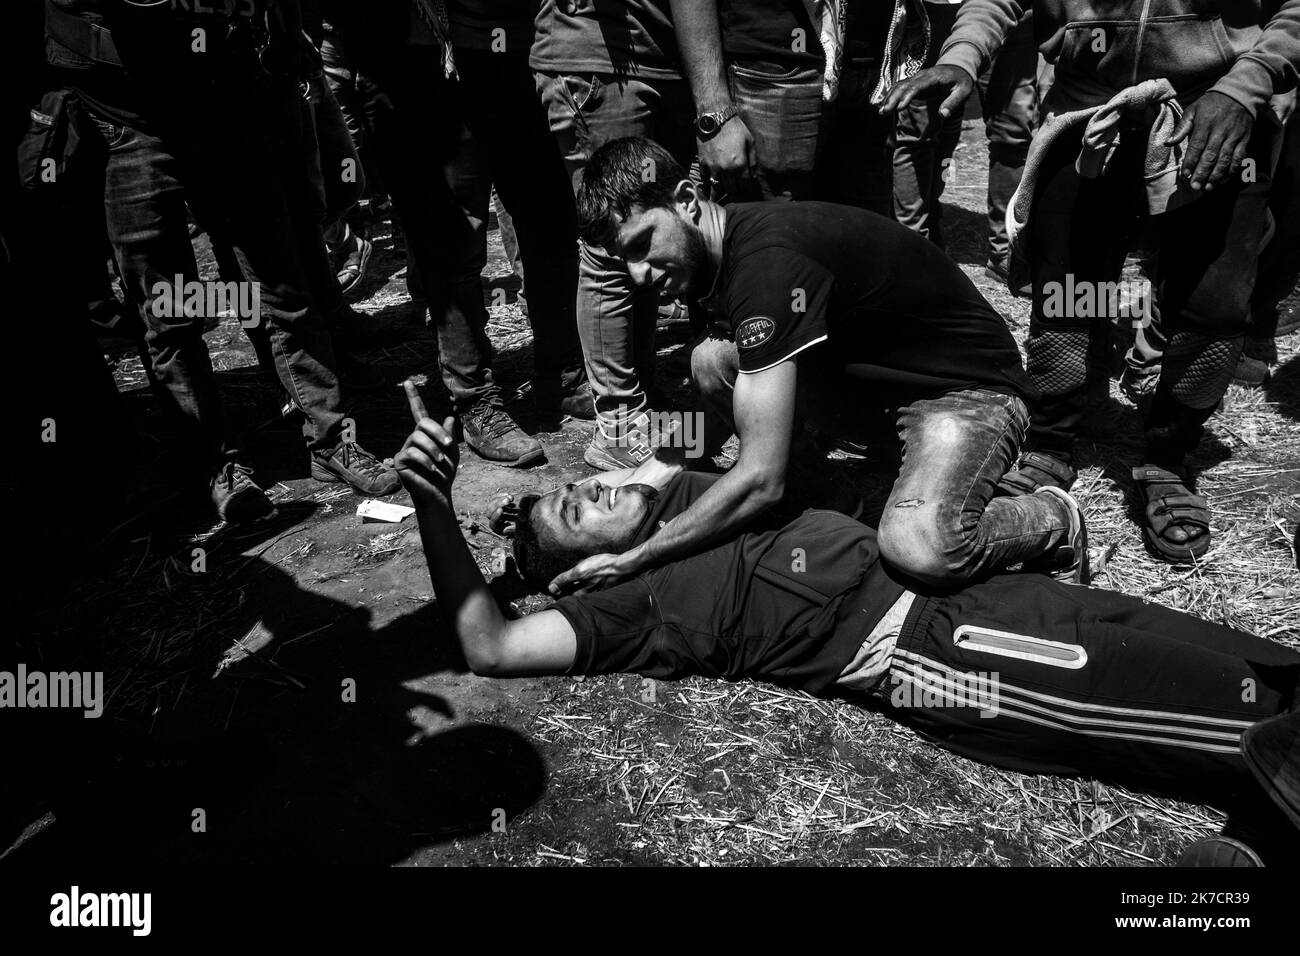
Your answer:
[595,360,797,578]
[395,393,576,678]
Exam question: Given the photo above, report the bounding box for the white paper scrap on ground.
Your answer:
[357,500,415,523]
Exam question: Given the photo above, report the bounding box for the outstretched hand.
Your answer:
[878,64,975,118]
[547,551,633,597]
[394,378,459,510]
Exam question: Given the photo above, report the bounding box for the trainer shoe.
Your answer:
[311,441,401,496]
[1025,485,1090,585]
[1242,709,1300,830]
[1176,835,1264,867]
[462,404,544,467]
[584,412,660,471]
[210,461,276,523]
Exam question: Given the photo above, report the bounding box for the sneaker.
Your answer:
[1242,709,1300,831]
[336,232,373,299]
[462,404,544,467]
[311,441,401,495]
[1231,353,1271,388]
[584,412,660,471]
[210,461,276,523]
[1176,836,1264,867]
[1024,484,1090,585]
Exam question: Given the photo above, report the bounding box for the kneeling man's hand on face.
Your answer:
[548,550,632,597]
[395,379,460,511]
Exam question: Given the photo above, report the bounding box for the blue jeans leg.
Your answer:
[876,388,1069,586]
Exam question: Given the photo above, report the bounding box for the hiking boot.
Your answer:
[210,461,276,523]
[584,412,660,471]
[1023,485,1090,585]
[462,404,544,467]
[311,441,401,496]
[1231,353,1271,388]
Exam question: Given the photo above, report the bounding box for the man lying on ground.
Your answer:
[393,385,1300,865]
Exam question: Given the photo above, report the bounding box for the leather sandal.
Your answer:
[1131,465,1211,563]
[997,451,1077,497]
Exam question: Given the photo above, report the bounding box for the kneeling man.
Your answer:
[556,137,1081,595]
[393,398,1300,856]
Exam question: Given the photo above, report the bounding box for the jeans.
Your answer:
[975,12,1050,260]
[446,49,584,397]
[894,7,1046,255]
[690,335,1068,586]
[724,56,895,215]
[892,2,963,246]
[350,43,500,411]
[535,70,696,430]
[815,58,897,215]
[211,71,360,401]
[320,27,381,242]
[81,70,347,463]
[726,58,822,202]
[306,70,366,235]
[1024,114,1277,467]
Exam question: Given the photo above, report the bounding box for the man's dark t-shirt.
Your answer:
[719,0,820,67]
[553,473,906,695]
[701,202,1034,403]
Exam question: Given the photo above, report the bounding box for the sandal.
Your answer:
[1131,465,1211,563]
[997,451,1077,498]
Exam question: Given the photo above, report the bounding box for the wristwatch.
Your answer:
[694,104,740,140]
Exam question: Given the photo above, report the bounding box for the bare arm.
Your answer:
[880,0,1024,117]
[669,0,757,195]
[548,361,797,594]
[395,382,576,677]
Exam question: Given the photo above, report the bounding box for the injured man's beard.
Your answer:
[620,483,662,542]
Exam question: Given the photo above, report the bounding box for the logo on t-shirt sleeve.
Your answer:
[735,316,776,350]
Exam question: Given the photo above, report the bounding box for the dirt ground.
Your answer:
[10,117,1299,867]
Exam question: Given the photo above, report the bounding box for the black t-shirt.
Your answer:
[718,0,820,67]
[844,0,892,63]
[553,473,906,695]
[702,202,1034,403]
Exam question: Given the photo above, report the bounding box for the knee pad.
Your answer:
[1161,331,1243,409]
[1026,329,1090,396]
